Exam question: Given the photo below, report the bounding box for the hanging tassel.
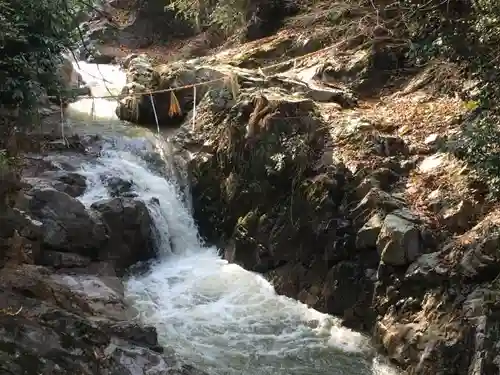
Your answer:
[149,93,160,134]
[168,90,182,117]
[192,86,197,132]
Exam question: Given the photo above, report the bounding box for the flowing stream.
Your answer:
[66,62,400,375]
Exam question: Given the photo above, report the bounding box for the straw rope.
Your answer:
[49,38,353,100]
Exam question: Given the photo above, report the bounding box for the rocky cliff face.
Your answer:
[114,24,500,374]
[0,132,205,375]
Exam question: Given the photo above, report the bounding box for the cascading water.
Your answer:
[68,61,400,375]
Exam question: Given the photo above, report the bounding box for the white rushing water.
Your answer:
[68,62,399,375]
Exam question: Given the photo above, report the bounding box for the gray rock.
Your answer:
[39,250,92,268]
[0,264,206,375]
[23,188,108,256]
[377,213,422,266]
[356,213,384,249]
[91,197,157,273]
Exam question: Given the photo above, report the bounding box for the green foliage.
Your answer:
[167,0,247,32]
[449,112,500,196]
[0,0,81,109]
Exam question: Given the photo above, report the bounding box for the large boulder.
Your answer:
[13,183,157,275]
[376,213,422,266]
[17,188,108,257]
[116,56,227,125]
[91,197,157,273]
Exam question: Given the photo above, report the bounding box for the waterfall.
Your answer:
[68,61,399,375]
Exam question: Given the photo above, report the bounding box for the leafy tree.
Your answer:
[0,0,82,109]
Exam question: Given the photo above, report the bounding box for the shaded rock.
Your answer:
[405,251,449,282]
[243,0,298,41]
[373,209,500,374]
[3,229,40,266]
[376,214,422,266]
[391,207,421,223]
[91,197,156,273]
[321,260,375,330]
[19,188,108,257]
[0,206,44,242]
[356,213,384,249]
[56,55,84,91]
[38,250,92,269]
[80,0,193,56]
[188,92,346,272]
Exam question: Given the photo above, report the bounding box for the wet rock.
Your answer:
[0,264,206,375]
[91,197,156,273]
[33,171,87,197]
[19,188,108,256]
[376,214,422,266]
[266,263,310,300]
[101,322,163,352]
[101,176,136,198]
